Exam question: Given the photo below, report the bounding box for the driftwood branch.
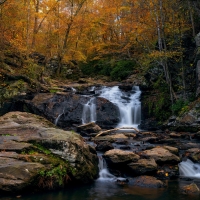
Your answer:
[95,127,140,137]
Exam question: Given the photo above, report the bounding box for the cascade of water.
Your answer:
[55,110,64,126]
[89,86,95,91]
[97,155,116,181]
[71,87,76,93]
[99,86,141,128]
[179,159,200,177]
[82,97,96,124]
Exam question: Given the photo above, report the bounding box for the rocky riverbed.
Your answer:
[1,84,200,197]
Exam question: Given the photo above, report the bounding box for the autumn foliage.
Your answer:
[0,0,198,62]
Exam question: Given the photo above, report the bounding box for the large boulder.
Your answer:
[128,159,157,176]
[77,122,101,135]
[164,103,200,132]
[180,183,200,195]
[96,97,120,128]
[142,147,180,164]
[25,93,120,129]
[0,157,44,192]
[183,148,200,163]
[95,141,114,152]
[0,112,99,193]
[25,93,88,127]
[103,149,140,167]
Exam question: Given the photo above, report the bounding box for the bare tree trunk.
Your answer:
[188,0,195,37]
[56,0,87,75]
[31,0,39,49]
[26,0,31,55]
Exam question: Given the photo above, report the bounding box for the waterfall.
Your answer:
[179,159,200,177]
[71,87,76,93]
[55,109,64,126]
[99,86,141,128]
[97,155,116,181]
[82,97,96,124]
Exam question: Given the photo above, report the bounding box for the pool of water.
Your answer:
[1,178,200,200]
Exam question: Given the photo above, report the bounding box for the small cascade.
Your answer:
[97,155,116,181]
[55,110,64,126]
[71,87,76,93]
[82,97,96,124]
[179,159,200,177]
[99,86,141,128]
[89,86,95,92]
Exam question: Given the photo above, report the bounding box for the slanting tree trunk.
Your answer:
[31,1,60,49]
[56,0,87,76]
[187,0,195,37]
[153,0,175,107]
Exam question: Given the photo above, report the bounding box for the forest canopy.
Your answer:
[0,0,199,62]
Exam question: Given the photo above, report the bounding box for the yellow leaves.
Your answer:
[148,50,182,61]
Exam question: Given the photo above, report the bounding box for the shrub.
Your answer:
[110,60,135,80]
[172,99,189,115]
[80,59,136,80]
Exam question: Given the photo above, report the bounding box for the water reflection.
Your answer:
[1,179,200,200]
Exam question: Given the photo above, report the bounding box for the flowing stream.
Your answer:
[5,86,200,200]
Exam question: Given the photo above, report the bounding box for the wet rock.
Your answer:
[96,97,120,128]
[77,122,101,135]
[179,143,200,150]
[165,106,200,133]
[142,147,180,164]
[0,112,99,193]
[0,157,44,192]
[132,175,166,188]
[25,93,120,129]
[139,119,161,131]
[169,132,181,138]
[116,177,129,185]
[180,183,200,194]
[163,146,179,155]
[25,93,85,127]
[184,148,200,163]
[118,84,133,91]
[156,164,179,179]
[128,159,157,176]
[103,149,140,167]
[92,134,128,143]
[155,138,177,145]
[120,146,131,150]
[115,139,128,145]
[95,141,114,152]
[141,137,158,143]
[139,131,157,137]
[123,133,137,138]
[195,131,200,139]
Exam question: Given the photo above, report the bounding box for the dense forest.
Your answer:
[0,0,200,122]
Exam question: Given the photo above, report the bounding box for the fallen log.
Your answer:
[95,127,140,137]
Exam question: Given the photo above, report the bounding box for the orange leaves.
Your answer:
[0,0,195,64]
